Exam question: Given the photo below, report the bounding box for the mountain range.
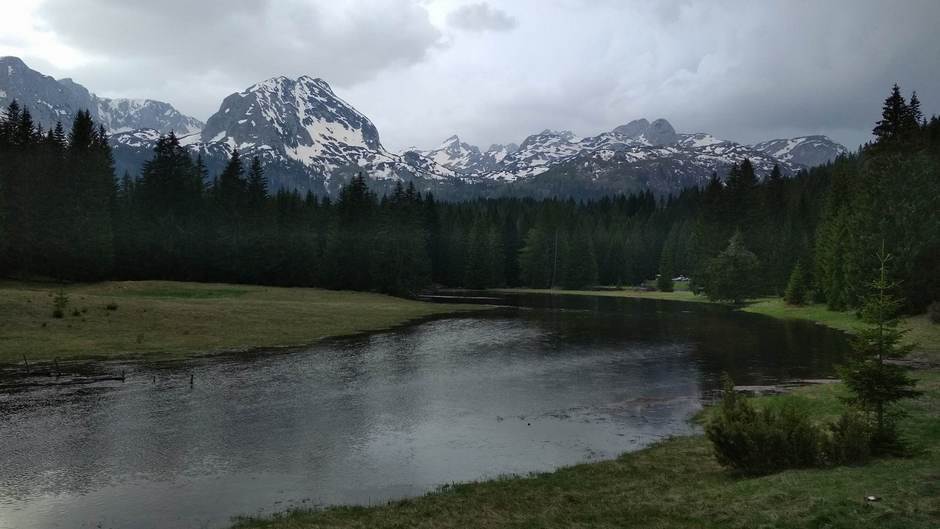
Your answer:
[1,56,848,199]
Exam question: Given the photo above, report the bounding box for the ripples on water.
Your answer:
[0,293,849,529]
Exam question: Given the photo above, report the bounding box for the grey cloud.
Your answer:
[446,3,517,32]
[15,0,940,153]
[372,0,940,152]
[35,0,443,118]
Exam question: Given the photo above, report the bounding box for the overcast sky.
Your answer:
[2,0,939,151]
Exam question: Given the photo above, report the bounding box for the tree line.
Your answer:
[0,85,937,311]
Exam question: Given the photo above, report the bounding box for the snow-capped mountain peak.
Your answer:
[750,135,848,169]
[96,97,204,135]
[158,74,454,192]
[5,57,851,199]
[203,74,381,155]
[611,118,677,146]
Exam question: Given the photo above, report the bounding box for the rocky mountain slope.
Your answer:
[3,56,849,199]
[110,75,455,193]
[751,135,848,169]
[406,118,806,198]
[1,56,202,135]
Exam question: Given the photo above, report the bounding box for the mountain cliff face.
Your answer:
[407,135,520,174]
[407,119,795,196]
[1,57,95,129]
[96,98,203,135]
[188,75,453,193]
[750,135,848,169]
[0,56,202,135]
[3,56,849,199]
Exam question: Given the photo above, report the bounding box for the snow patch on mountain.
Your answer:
[0,56,202,136]
[96,98,204,135]
[750,135,848,169]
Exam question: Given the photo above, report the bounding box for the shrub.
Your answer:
[928,301,940,323]
[706,377,823,475]
[105,302,119,311]
[52,289,69,319]
[823,411,872,465]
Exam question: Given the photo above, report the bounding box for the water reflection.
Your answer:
[0,293,848,529]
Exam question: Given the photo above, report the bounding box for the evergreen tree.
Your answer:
[519,224,554,288]
[60,110,115,279]
[246,155,269,218]
[329,173,378,290]
[487,223,507,288]
[906,91,923,129]
[839,247,920,454]
[216,148,246,213]
[464,218,491,289]
[872,84,910,142]
[783,260,808,305]
[657,224,679,292]
[562,225,597,289]
[704,231,761,303]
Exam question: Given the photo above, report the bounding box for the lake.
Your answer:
[0,292,850,529]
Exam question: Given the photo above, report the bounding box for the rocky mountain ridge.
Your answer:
[1,56,203,136]
[2,56,849,198]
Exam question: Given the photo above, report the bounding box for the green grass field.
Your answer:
[495,287,704,303]
[0,280,475,365]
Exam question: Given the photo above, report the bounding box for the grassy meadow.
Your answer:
[0,280,475,365]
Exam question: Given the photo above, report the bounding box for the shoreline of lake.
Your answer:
[1,289,859,529]
[494,287,939,362]
[230,289,940,529]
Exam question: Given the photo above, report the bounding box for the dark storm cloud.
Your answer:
[446,3,518,32]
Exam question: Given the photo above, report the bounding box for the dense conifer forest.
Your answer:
[0,86,937,312]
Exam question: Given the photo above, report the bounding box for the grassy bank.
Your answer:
[235,370,940,529]
[743,298,940,359]
[494,287,704,303]
[0,280,474,365]
[498,287,939,360]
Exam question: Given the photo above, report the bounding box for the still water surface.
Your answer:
[0,293,849,529]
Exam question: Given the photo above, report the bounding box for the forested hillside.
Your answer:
[0,86,937,311]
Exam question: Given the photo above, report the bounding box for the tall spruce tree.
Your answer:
[246,155,268,214]
[62,110,115,279]
[783,260,808,305]
[704,231,761,303]
[839,247,919,454]
[872,84,910,142]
